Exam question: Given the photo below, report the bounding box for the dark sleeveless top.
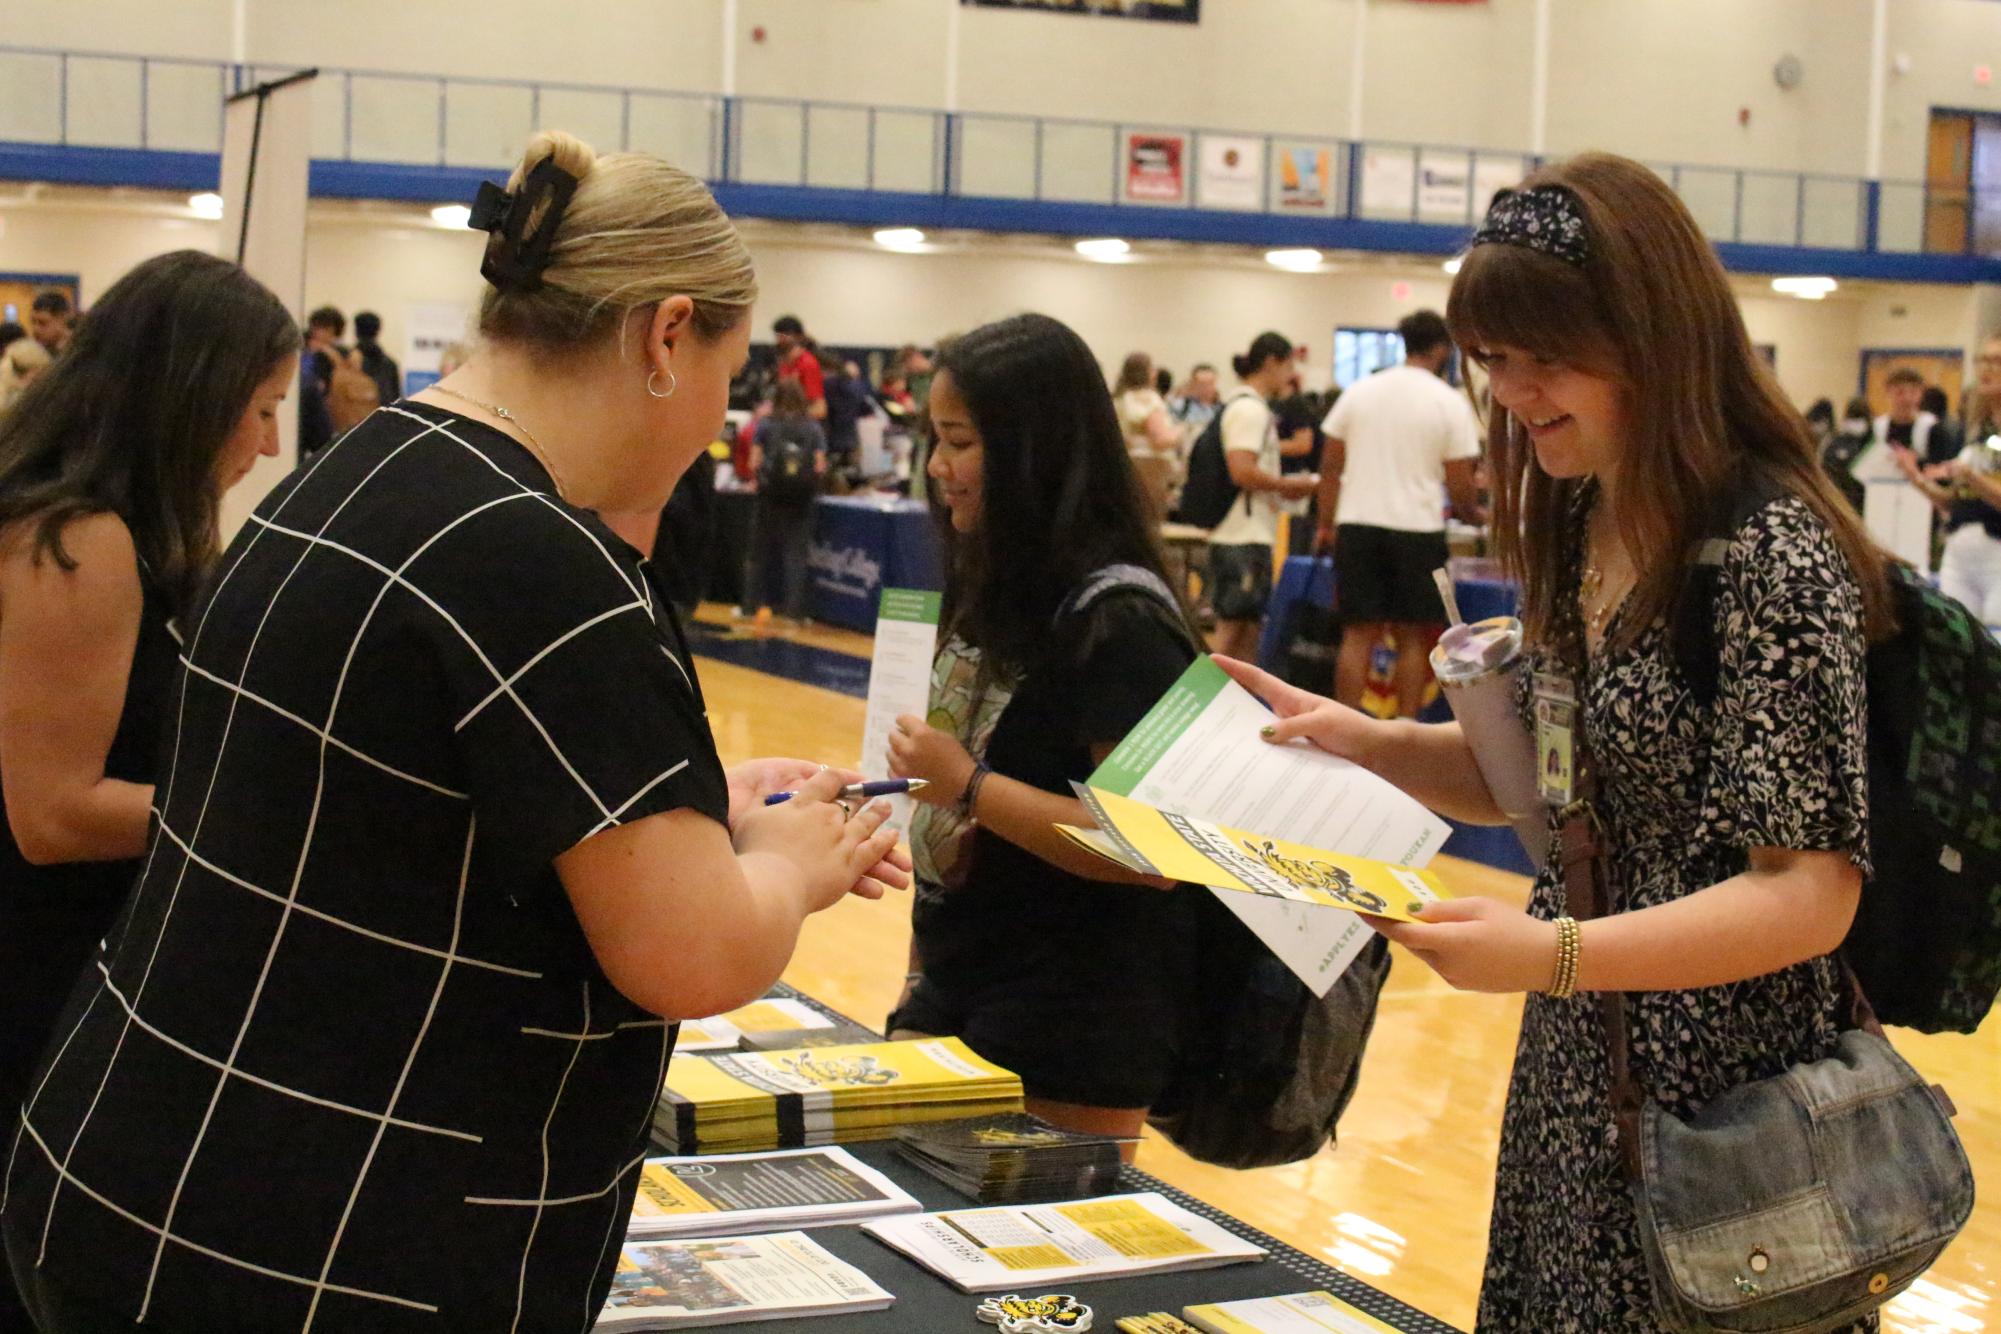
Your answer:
[0,552,177,1113]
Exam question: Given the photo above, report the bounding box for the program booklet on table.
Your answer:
[596,1231,892,1329]
[861,1192,1266,1292]
[1061,656,1452,995]
[629,1146,922,1238]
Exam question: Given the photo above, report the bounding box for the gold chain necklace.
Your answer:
[431,385,570,501]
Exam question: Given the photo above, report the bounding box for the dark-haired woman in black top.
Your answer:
[0,249,298,1328]
[886,313,1208,1151]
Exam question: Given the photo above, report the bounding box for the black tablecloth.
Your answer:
[645,986,1465,1333]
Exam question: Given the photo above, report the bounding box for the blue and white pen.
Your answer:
[763,779,929,807]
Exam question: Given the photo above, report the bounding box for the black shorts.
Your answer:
[1334,524,1450,625]
[1207,543,1273,621]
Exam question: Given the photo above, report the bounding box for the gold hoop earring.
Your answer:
[646,368,678,400]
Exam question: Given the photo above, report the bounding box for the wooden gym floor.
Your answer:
[690,607,1998,1333]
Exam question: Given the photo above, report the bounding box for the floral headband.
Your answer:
[1471,185,1591,267]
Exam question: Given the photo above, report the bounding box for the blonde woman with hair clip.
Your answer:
[3,132,909,1333]
[1214,154,1955,1332]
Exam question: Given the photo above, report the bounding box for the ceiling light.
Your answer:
[1265,248,1324,272]
[1443,255,1465,275]
[431,203,473,229]
[1772,276,1837,299]
[1074,237,1132,262]
[188,192,224,220]
[872,227,927,251]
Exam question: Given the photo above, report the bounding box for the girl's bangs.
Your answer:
[1446,243,1615,371]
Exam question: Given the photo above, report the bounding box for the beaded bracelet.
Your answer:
[1548,916,1582,999]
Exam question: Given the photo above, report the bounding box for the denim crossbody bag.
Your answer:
[1556,795,1975,1333]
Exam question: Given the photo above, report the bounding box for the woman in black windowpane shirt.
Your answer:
[3,131,907,1333]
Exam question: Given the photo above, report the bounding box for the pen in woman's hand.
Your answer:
[763,779,929,807]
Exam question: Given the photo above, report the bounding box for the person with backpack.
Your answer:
[882,313,1210,1154]
[352,309,403,406]
[1218,155,1972,1332]
[1188,332,1319,660]
[738,379,827,624]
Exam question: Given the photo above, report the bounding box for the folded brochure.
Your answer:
[861,1192,1266,1292]
[1071,656,1453,994]
[1059,785,1448,924]
[597,1230,892,1328]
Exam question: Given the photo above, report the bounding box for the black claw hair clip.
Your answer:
[466,155,579,293]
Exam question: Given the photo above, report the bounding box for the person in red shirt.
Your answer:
[772,314,827,421]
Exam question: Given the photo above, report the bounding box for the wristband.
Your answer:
[957,761,991,819]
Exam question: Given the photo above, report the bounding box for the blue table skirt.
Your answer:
[806,496,944,632]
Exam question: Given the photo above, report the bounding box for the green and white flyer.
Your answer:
[1086,657,1449,994]
[862,589,942,827]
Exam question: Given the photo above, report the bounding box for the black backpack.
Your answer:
[758,418,820,504]
[1675,483,2001,1034]
[1177,398,1252,529]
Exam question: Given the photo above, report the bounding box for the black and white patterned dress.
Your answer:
[1479,496,1875,1332]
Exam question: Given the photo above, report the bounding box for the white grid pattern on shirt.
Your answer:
[15,1118,437,1315]
[31,428,437,1273]
[300,822,475,1332]
[89,960,480,1144]
[511,983,592,1334]
[141,487,549,1317]
[17,412,687,1330]
[178,654,469,799]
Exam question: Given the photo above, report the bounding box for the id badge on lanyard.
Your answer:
[1534,671,1579,807]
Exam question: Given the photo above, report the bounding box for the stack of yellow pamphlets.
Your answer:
[654,1037,1023,1154]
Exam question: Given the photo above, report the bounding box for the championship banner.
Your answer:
[1198,135,1263,209]
[961,0,1199,21]
[1124,132,1189,204]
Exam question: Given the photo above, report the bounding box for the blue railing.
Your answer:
[0,43,1993,273]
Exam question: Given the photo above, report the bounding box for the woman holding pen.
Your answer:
[1219,154,1892,1331]
[885,313,1208,1150]
[5,131,907,1332]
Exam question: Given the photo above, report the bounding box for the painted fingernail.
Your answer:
[1259,725,1276,740]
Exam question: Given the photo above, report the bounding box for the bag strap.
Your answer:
[1555,788,1647,1182]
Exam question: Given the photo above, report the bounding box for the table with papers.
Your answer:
[643,985,1465,1333]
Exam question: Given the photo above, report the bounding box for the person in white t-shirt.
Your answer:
[1208,331,1320,659]
[1318,310,1485,715]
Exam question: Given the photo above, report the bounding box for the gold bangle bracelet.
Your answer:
[1548,917,1581,999]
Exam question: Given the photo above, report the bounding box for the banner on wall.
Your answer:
[1276,145,1336,212]
[1198,135,1263,209]
[961,0,1199,21]
[1125,132,1189,204]
[1417,161,1472,220]
[1360,150,1417,215]
[404,302,472,396]
[1473,156,1525,216]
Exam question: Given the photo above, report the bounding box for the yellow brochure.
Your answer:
[1059,785,1450,922]
[1183,1289,1408,1334]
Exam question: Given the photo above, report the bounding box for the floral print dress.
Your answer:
[1479,496,1876,1332]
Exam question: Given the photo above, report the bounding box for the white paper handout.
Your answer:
[860,588,941,830]
[1088,657,1450,994]
[861,1192,1266,1293]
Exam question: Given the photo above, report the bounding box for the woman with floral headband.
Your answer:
[1219,153,1895,1330]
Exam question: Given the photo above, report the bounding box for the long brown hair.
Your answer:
[1446,152,1894,653]
[0,251,298,617]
